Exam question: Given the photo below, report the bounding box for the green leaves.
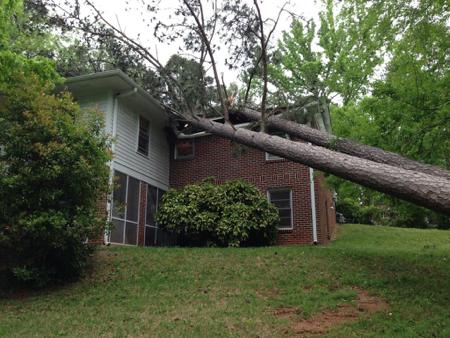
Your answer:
[327,0,450,229]
[0,73,113,286]
[270,0,385,108]
[156,178,279,247]
[0,0,61,90]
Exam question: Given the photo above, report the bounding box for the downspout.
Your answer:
[104,87,138,245]
[309,143,318,244]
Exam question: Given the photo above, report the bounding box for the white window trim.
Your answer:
[267,188,293,230]
[137,115,150,157]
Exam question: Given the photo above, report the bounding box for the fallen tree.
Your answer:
[169,108,450,216]
[44,0,450,217]
[238,107,450,181]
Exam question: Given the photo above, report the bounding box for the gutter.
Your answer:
[309,145,318,244]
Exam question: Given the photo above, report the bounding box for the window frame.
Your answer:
[174,139,195,159]
[109,171,140,246]
[265,131,289,161]
[137,115,150,156]
[267,188,293,230]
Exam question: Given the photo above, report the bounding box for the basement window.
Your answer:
[268,188,293,230]
[175,139,195,159]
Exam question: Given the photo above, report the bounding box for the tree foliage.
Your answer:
[327,0,450,228]
[155,178,279,247]
[0,0,60,90]
[0,73,113,286]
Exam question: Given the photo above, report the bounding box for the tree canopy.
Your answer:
[324,0,450,227]
[0,0,60,89]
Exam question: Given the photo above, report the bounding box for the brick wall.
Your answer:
[170,135,336,245]
[89,194,109,245]
[138,181,147,247]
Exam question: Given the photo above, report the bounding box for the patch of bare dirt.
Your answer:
[274,288,389,336]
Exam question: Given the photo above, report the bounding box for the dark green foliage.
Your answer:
[155,178,279,247]
[336,198,381,225]
[0,73,113,287]
[161,55,217,116]
[0,0,61,90]
[325,0,450,229]
[336,197,359,224]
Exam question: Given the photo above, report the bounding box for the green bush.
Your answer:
[0,73,113,287]
[357,205,382,225]
[155,178,279,247]
[336,197,360,223]
[336,198,382,225]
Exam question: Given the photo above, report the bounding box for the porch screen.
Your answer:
[110,171,140,245]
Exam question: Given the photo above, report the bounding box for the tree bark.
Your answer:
[170,110,450,216]
[238,108,450,181]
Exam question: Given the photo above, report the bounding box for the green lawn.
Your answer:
[1,224,450,337]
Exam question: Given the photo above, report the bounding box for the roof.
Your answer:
[54,70,167,121]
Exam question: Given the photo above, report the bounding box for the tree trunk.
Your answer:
[238,108,450,181]
[171,111,450,216]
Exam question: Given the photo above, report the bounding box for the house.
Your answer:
[59,70,336,246]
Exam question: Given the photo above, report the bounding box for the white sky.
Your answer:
[85,0,323,83]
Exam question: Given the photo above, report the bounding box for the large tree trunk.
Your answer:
[238,108,450,181]
[171,111,450,216]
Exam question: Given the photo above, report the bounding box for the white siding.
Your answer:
[75,90,114,136]
[113,100,170,190]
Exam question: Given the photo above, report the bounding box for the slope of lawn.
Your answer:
[1,224,449,337]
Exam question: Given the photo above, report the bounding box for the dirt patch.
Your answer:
[274,288,389,336]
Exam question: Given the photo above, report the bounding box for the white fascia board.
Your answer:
[57,70,167,122]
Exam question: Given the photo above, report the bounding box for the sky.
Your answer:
[84,0,323,82]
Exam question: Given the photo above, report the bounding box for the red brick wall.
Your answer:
[170,135,336,245]
[89,194,109,245]
[138,181,147,247]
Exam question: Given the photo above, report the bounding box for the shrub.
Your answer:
[357,205,382,225]
[155,178,279,247]
[0,73,113,287]
[336,197,360,223]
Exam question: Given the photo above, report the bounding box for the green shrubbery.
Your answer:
[0,74,113,287]
[156,178,279,247]
[336,197,381,225]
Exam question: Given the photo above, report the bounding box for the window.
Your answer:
[268,189,293,230]
[175,139,195,159]
[138,116,150,156]
[266,131,289,160]
[109,171,140,245]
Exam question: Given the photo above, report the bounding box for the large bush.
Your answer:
[156,178,279,247]
[0,73,113,287]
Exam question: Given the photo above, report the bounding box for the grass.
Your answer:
[1,224,450,337]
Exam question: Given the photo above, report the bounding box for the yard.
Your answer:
[1,224,449,337]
